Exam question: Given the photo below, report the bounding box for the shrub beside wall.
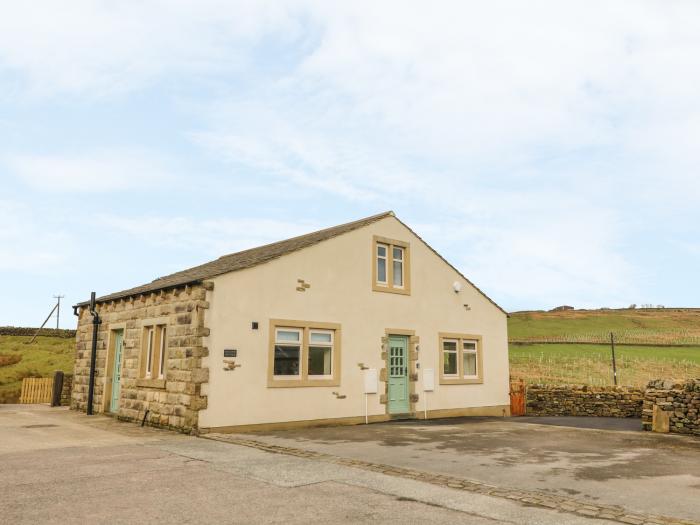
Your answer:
[643,379,700,436]
[526,384,644,417]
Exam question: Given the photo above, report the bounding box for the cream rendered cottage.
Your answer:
[72,212,510,433]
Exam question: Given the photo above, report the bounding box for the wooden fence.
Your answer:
[19,377,54,404]
[509,379,527,416]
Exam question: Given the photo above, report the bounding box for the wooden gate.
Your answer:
[19,377,54,404]
[509,379,527,416]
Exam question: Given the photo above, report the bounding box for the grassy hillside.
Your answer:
[510,343,700,387]
[0,335,74,403]
[509,308,700,345]
[508,309,700,386]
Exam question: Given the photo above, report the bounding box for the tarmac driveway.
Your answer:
[216,416,700,523]
[2,405,699,524]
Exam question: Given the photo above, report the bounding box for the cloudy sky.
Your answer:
[2,1,699,327]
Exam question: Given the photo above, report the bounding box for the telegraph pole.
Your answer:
[610,332,618,386]
[53,295,65,329]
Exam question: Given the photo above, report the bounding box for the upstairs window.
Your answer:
[372,236,410,295]
[392,246,404,287]
[376,244,388,284]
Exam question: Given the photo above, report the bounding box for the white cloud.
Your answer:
[181,1,700,308]
[2,1,699,309]
[6,151,172,192]
[412,188,639,310]
[0,0,302,98]
[0,200,73,272]
[98,214,322,257]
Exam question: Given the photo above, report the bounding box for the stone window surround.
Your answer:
[372,235,411,295]
[138,316,170,389]
[438,332,484,385]
[267,319,342,388]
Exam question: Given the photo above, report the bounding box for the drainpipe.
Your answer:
[86,292,101,416]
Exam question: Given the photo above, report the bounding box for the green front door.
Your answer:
[110,330,124,413]
[388,335,410,414]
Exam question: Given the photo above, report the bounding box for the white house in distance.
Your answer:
[72,211,510,433]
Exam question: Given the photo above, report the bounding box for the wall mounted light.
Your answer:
[453,281,462,293]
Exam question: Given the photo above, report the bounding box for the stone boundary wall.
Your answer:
[71,284,210,433]
[0,327,76,338]
[60,374,73,406]
[526,384,644,417]
[643,379,700,436]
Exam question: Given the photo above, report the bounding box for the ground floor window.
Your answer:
[274,328,302,376]
[269,320,341,387]
[141,321,168,379]
[439,333,483,385]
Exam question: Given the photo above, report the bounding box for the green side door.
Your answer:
[388,335,410,414]
[110,330,124,413]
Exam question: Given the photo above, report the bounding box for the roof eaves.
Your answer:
[391,215,509,317]
[74,211,395,308]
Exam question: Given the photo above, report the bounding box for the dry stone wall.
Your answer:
[642,379,700,436]
[71,284,210,433]
[60,374,73,406]
[0,326,76,338]
[526,384,644,417]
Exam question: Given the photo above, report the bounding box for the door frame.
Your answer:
[103,324,126,413]
[383,328,419,418]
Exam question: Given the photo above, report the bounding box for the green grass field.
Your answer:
[509,309,700,386]
[509,308,700,344]
[0,335,74,403]
[2,310,699,400]
[510,343,700,387]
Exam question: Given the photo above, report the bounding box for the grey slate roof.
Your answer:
[78,211,394,305]
[78,210,506,315]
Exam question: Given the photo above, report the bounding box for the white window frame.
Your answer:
[442,339,459,377]
[273,327,303,380]
[145,327,155,378]
[307,329,334,379]
[462,339,478,379]
[158,326,167,379]
[376,243,388,284]
[392,246,404,288]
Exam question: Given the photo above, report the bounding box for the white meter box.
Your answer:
[423,368,435,392]
[364,369,378,394]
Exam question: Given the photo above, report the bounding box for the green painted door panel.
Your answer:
[387,335,410,414]
[110,330,124,413]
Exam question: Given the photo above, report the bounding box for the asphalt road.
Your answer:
[222,415,700,523]
[1,405,698,524]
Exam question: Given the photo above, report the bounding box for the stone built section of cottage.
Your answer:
[71,283,211,433]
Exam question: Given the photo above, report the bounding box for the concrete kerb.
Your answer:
[202,433,699,525]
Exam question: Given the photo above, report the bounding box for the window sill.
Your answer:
[372,283,411,295]
[267,378,340,388]
[439,377,483,385]
[137,378,166,389]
